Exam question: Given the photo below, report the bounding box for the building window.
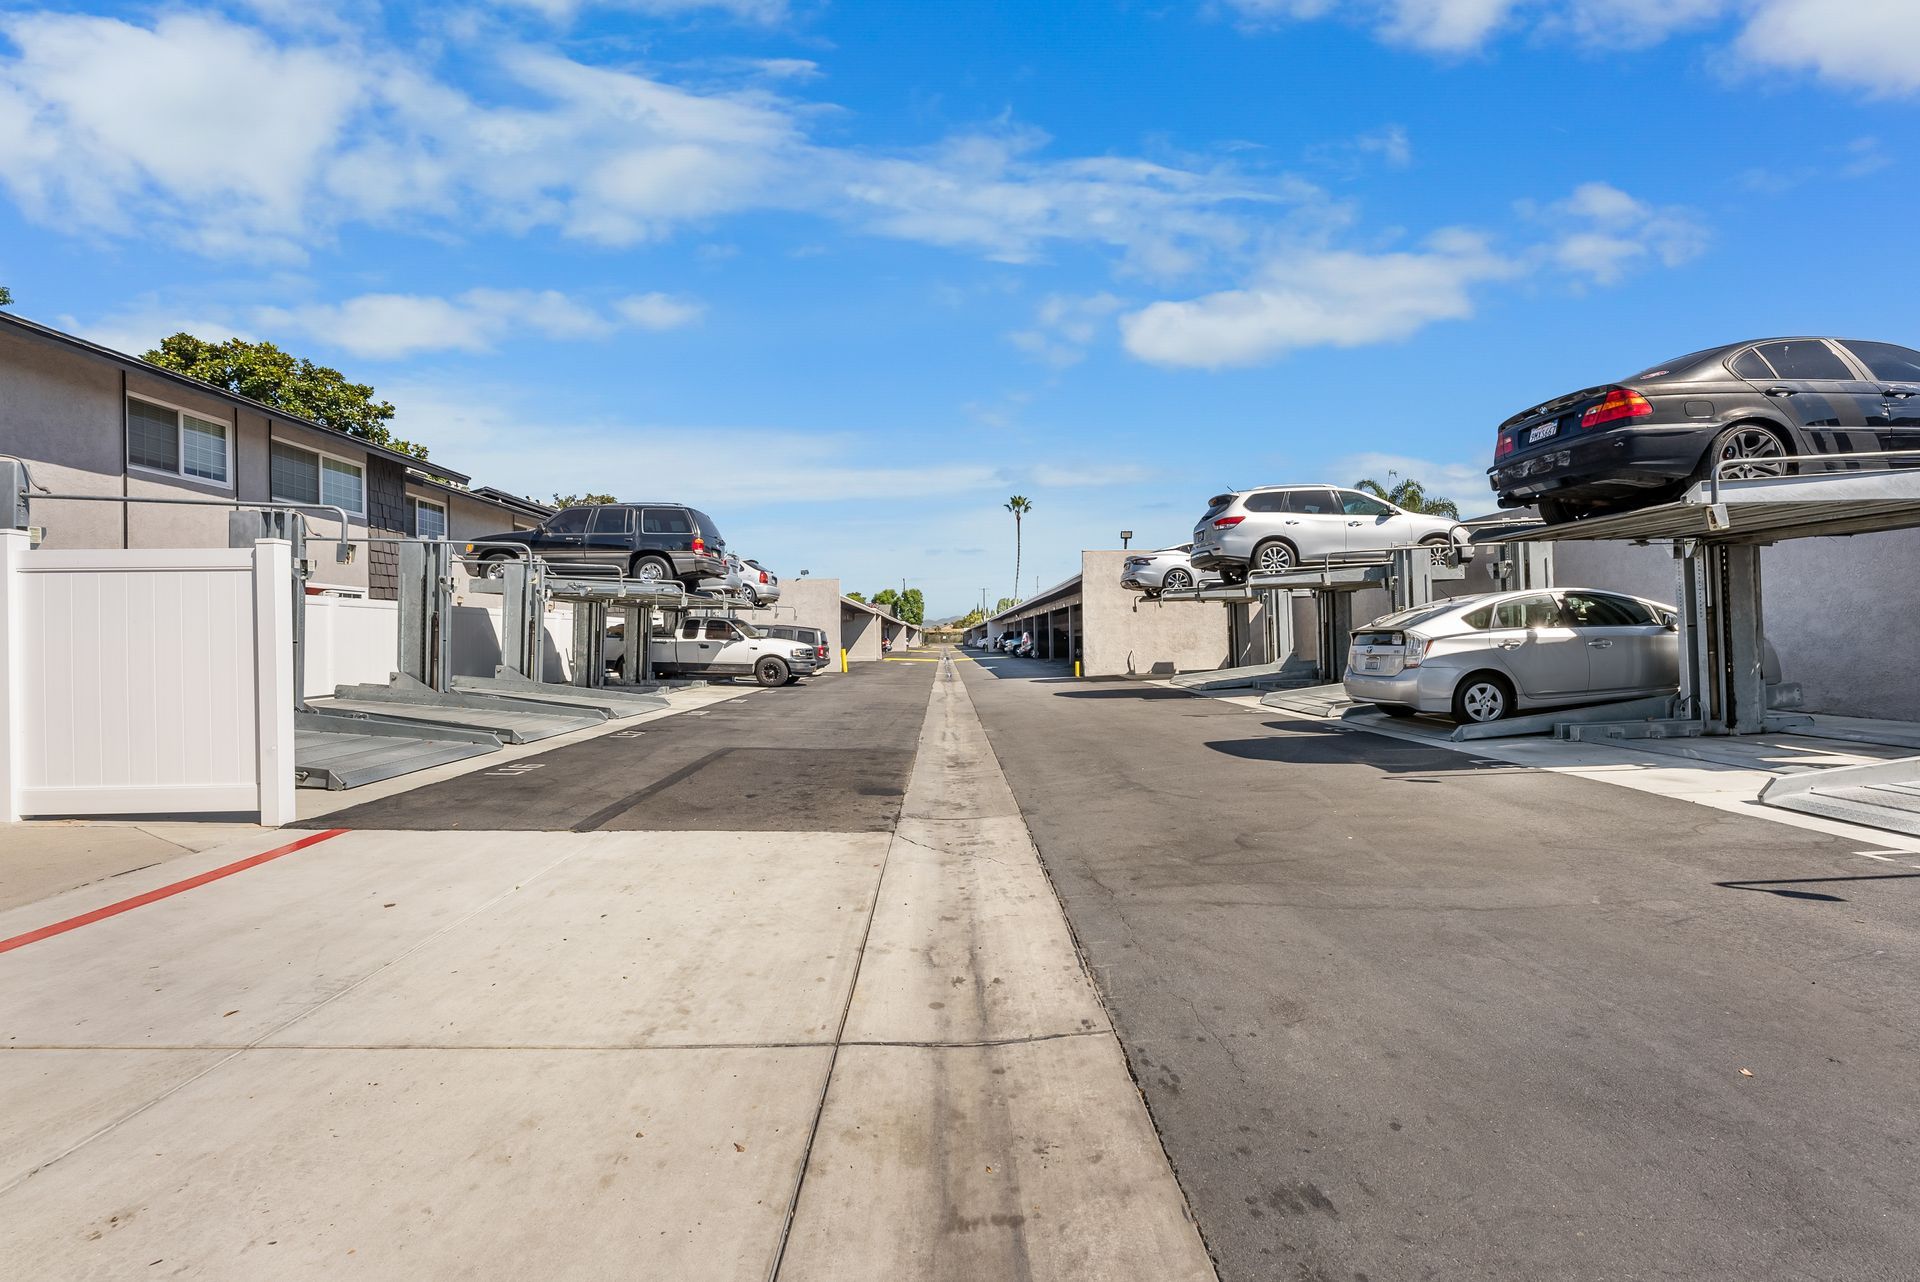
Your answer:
[127,396,229,485]
[270,440,365,515]
[408,496,447,540]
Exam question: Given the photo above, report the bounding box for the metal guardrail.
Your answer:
[1707,447,1920,502]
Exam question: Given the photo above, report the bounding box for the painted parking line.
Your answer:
[0,828,350,956]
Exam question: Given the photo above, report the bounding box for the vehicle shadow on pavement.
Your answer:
[1204,722,1496,774]
[1714,871,1920,902]
[1052,688,1197,700]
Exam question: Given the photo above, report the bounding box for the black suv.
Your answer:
[467,502,727,588]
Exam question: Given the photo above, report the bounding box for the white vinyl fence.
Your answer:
[0,530,294,824]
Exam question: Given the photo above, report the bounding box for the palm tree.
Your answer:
[1004,495,1033,602]
[1354,476,1461,520]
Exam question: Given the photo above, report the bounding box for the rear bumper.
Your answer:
[676,552,728,579]
[1343,666,1453,713]
[1490,423,1714,505]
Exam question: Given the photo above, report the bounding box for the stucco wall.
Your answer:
[841,603,883,662]
[1080,550,1233,677]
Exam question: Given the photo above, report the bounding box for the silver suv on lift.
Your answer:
[1189,484,1473,583]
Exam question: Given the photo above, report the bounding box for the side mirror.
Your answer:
[1664,618,1680,632]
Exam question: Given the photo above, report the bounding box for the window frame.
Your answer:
[1750,339,1855,382]
[269,437,368,517]
[125,393,233,490]
[407,494,448,541]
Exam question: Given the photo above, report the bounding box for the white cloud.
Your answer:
[1534,181,1707,285]
[0,12,363,259]
[490,0,789,22]
[1225,0,1920,94]
[255,287,700,358]
[0,10,1303,273]
[1735,0,1920,96]
[1121,228,1518,368]
[616,292,707,330]
[1007,292,1125,367]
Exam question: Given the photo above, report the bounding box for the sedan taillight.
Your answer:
[1581,388,1653,429]
[1403,633,1433,667]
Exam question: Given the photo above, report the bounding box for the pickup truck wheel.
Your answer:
[754,656,790,687]
[629,554,672,584]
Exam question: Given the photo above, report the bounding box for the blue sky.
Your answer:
[0,0,1913,616]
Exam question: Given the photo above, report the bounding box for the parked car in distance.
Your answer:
[1489,337,1920,523]
[759,623,829,667]
[1343,589,1690,723]
[1120,543,1221,595]
[468,502,726,589]
[1189,485,1473,583]
[607,615,817,686]
[739,558,781,606]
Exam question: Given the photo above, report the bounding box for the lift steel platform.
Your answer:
[1490,453,1920,835]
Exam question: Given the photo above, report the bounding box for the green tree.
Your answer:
[1004,495,1032,603]
[1354,476,1461,520]
[552,492,618,508]
[846,591,866,603]
[896,588,925,625]
[993,596,1018,614]
[954,607,986,629]
[141,333,428,460]
[0,285,12,306]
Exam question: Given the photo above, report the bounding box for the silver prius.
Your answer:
[1343,589,1682,723]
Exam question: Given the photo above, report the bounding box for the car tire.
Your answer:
[742,586,760,607]
[755,656,790,687]
[1697,421,1792,486]
[1451,671,1515,724]
[1162,567,1194,591]
[629,554,673,584]
[1538,499,1576,525]
[1250,539,1298,575]
[1378,704,1419,718]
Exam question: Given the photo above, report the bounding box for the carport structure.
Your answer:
[987,574,1082,663]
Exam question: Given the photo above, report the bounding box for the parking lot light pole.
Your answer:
[1121,530,1132,549]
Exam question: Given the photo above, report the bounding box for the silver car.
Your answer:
[1120,544,1221,594]
[1189,485,1472,582]
[739,558,781,607]
[1342,589,1682,723]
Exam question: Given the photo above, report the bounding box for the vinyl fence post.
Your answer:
[0,528,26,822]
[253,539,297,826]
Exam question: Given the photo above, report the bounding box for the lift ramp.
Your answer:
[1761,756,1920,837]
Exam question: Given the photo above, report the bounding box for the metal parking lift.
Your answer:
[1158,546,1467,689]
[1495,454,1920,742]
[466,559,696,693]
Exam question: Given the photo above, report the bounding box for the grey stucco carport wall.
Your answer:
[841,600,884,662]
[736,578,844,673]
[1079,550,1234,677]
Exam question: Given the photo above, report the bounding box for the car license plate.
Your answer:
[1528,420,1560,443]
[1362,656,1379,671]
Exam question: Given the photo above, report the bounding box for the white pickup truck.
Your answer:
[608,615,820,686]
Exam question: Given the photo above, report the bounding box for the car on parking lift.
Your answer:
[607,614,817,686]
[468,501,727,589]
[1341,588,1699,723]
[1120,543,1221,595]
[1489,337,1920,523]
[1189,485,1473,583]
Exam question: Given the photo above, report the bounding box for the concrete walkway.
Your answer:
[0,653,1212,1280]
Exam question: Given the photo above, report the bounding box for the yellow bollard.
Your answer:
[1074,660,1082,678]
[841,648,849,673]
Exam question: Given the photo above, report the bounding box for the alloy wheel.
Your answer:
[1716,428,1787,480]
[1162,568,1193,591]
[1254,543,1294,574]
[1461,681,1506,722]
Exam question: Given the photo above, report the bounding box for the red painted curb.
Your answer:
[0,828,351,956]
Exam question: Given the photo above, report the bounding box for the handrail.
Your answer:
[1709,447,1920,502]
[20,491,354,561]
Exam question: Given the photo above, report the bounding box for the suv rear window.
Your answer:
[689,509,725,546]
[1283,488,1340,515]
[643,508,691,535]
[1201,495,1235,520]
[1842,341,1920,383]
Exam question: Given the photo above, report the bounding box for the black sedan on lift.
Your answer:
[1488,337,1920,523]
